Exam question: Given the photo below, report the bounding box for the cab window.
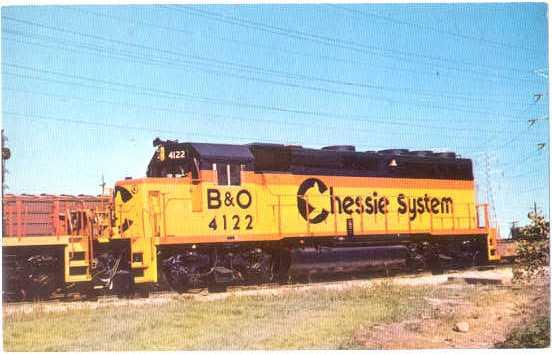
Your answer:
[229,164,241,185]
[214,163,241,186]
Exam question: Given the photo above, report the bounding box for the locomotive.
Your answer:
[2,138,500,299]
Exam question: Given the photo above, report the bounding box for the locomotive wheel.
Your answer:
[162,270,189,293]
[162,251,212,293]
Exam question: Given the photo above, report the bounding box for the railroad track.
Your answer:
[3,263,513,309]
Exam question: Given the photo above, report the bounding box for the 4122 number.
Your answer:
[208,215,253,231]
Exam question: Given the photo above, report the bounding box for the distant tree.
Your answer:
[512,211,549,283]
[518,211,549,239]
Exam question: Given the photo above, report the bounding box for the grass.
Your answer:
[4,281,538,351]
[4,282,438,351]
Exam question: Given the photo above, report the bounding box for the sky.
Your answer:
[1,3,549,237]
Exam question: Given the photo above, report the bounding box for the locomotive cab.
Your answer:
[113,140,258,287]
[146,139,255,183]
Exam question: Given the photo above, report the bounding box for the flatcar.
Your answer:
[2,139,500,299]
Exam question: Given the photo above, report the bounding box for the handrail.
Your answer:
[274,195,483,236]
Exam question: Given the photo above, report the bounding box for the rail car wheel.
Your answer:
[20,255,61,300]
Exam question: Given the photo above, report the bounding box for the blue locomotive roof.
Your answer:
[190,143,255,163]
[147,139,473,181]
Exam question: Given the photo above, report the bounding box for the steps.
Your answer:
[65,237,91,282]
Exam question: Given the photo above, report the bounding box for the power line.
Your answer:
[517,185,548,195]
[1,110,301,146]
[3,64,522,135]
[3,87,509,143]
[60,5,542,94]
[1,74,511,150]
[2,11,540,147]
[3,63,520,140]
[507,168,548,180]
[2,17,533,111]
[164,5,541,82]
[465,96,546,153]
[326,4,540,54]
[497,148,547,168]
[4,109,488,151]
[5,32,526,119]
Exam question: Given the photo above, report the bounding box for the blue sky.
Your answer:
[1,3,549,236]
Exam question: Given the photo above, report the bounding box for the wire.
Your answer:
[164,5,541,81]
[465,96,546,152]
[2,17,533,110]
[326,4,541,54]
[497,149,547,168]
[5,31,525,118]
[2,64,522,135]
[60,5,542,95]
[1,110,303,146]
[5,109,485,151]
[517,186,549,195]
[4,87,511,142]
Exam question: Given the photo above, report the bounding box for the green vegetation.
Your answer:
[498,315,550,348]
[4,283,442,351]
[513,211,550,283]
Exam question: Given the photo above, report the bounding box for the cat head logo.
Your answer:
[297,178,329,224]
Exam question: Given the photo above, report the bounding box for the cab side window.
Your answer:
[214,163,241,186]
[216,163,228,185]
[229,164,241,186]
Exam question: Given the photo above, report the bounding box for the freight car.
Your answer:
[2,139,500,299]
[2,194,110,299]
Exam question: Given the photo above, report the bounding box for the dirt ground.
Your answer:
[353,279,548,349]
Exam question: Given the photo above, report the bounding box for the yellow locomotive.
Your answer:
[2,139,499,298]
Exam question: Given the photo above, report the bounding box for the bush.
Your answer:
[512,211,550,284]
[497,316,550,348]
[513,239,549,282]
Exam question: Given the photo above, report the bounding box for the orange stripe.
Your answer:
[119,172,474,190]
[117,177,191,185]
[247,173,474,189]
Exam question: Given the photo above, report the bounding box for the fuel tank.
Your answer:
[288,245,409,275]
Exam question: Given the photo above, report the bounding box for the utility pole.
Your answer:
[1,129,11,198]
[484,152,497,225]
[510,219,520,239]
[2,129,11,236]
[99,174,106,196]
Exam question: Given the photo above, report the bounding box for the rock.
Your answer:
[454,321,470,333]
